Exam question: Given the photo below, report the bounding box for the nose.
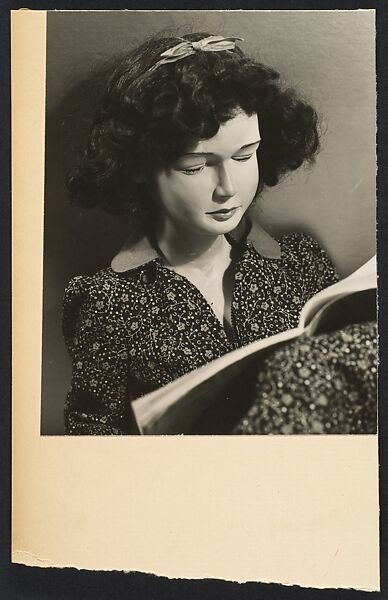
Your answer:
[214,162,236,200]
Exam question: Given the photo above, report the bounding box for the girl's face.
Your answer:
[153,111,260,238]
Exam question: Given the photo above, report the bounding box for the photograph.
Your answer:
[10,8,381,589]
[40,10,377,435]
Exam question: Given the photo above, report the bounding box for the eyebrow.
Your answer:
[182,139,261,157]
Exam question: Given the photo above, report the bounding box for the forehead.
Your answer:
[189,112,260,155]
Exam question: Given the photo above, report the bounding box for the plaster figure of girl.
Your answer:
[63,33,340,435]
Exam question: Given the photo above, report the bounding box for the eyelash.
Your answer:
[181,154,254,175]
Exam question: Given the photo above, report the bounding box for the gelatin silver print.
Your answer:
[41,10,377,435]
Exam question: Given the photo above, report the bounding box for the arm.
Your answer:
[233,321,377,435]
[62,275,136,435]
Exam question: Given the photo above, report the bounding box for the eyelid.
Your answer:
[175,161,206,170]
[180,165,205,175]
[232,153,254,161]
[234,143,260,155]
[176,146,259,172]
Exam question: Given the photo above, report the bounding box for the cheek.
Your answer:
[240,160,259,200]
[156,175,205,219]
[251,155,260,184]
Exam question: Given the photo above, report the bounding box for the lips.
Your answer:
[207,206,240,214]
[206,206,241,222]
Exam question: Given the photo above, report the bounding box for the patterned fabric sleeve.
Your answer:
[62,276,135,435]
[233,321,377,435]
[281,233,339,300]
[299,233,339,297]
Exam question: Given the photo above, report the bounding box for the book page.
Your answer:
[132,257,377,432]
[11,9,379,591]
[298,255,376,328]
[132,326,301,432]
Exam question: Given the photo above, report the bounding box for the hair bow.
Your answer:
[149,35,243,72]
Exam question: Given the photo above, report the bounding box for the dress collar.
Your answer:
[111,216,281,273]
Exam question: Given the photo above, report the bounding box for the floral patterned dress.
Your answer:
[62,233,339,434]
[233,321,377,435]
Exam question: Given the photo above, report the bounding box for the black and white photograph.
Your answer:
[9,7,382,590]
[40,10,377,436]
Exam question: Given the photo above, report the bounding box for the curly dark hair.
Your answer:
[66,32,320,221]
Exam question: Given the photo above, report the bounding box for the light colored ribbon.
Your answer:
[149,35,243,72]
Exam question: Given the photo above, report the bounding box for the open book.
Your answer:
[131,256,377,435]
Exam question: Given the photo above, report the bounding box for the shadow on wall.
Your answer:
[42,58,132,435]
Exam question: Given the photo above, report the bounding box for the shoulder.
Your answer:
[62,268,126,345]
[279,232,333,265]
[63,268,116,308]
[279,231,324,254]
[278,232,339,290]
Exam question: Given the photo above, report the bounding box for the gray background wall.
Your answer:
[41,10,376,434]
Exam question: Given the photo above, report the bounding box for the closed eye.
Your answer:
[178,152,256,174]
[180,165,206,175]
[232,154,254,162]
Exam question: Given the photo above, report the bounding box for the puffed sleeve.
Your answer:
[62,275,136,435]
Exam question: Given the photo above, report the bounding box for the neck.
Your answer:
[155,222,230,271]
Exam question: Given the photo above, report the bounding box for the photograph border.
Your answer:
[3,1,387,598]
